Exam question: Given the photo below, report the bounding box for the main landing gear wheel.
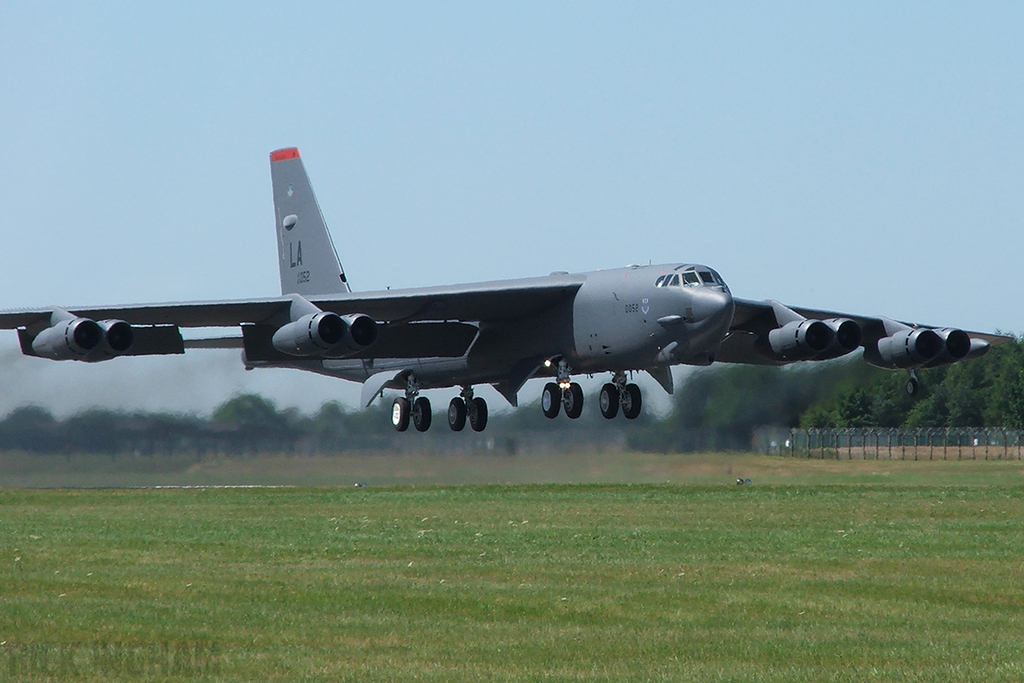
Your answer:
[599,383,619,419]
[542,382,561,419]
[621,383,642,420]
[411,396,432,432]
[906,376,920,397]
[563,382,584,419]
[448,397,467,431]
[392,397,410,432]
[468,397,488,432]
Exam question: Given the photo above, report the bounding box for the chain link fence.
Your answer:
[775,428,1024,460]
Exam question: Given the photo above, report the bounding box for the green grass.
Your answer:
[3,476,1024,681]
[3,448,1024,488]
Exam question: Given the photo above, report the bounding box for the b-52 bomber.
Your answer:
[0,148,1009,432]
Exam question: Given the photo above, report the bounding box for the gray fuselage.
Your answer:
[249,263,735,401]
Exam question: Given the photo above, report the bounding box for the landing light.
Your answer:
[543,359,553,368]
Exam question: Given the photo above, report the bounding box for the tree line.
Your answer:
[2,337,1020,455]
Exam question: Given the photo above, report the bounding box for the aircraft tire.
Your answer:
[906,377,920,397]
[622,383,642,420]
[448,397,467,431]
[599,383,619,419]
[469,397,488,432]
[412,396,432,432]
[541,382,561,419]
[392,397,410,432]
[564,382,584,419]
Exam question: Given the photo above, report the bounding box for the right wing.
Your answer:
[0,273,584,361]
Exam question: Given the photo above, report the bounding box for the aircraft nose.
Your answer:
[688,287,734,324]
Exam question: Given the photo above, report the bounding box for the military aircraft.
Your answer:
[0,148,1009,432]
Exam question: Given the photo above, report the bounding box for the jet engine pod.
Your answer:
[271,312,378,357]
[31,317,104,360]
[922,328,972,368]
[815,318,863,360]
[272,312,347,356]
[766,319,834,361]
[872,328,943,369]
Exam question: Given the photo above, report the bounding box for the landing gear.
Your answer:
[599,383,619,419]
[542,382,561,419]
[468,396,488,432]
[392,397,410,432]
[541,361,584,419]
[621,383,642,420]
[392,379,488,433]
[411,396,432,432]
[563,382,584,419]
[602,372,642,420]
[448,388,488,432]
[394,375,431,432]
[906,371,920,397]
[448,397,467,431]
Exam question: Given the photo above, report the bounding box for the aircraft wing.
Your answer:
[0,273,585,360]
[720,297,1012,365]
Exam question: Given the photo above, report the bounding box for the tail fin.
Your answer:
[270,148,352,296]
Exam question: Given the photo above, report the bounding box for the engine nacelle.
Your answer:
[765,319,834,361]
[815,318,863,360]
[271,312,378,357]
[921,328,972,368]
[272,312,347,356]
[31,317,104,360]
[870,328,943,369]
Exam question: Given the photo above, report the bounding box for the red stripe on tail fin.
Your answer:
[270,148,300,163]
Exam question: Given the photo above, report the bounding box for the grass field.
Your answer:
[4,448,1024,488]
[3,455,1024,681]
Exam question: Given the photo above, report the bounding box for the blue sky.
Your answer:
[1,3,1021,416]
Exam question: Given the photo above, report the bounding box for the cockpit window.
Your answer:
[661,266,728,290]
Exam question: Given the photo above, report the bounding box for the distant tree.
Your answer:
[64,409,127,455]
[211,394,298,453]
[0,406,61,452]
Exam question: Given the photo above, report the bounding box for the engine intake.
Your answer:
[99,319,135,354]
[344,313,379,348]
[765,319,834,361]
[922,328,973,368]
[814,318,863,360]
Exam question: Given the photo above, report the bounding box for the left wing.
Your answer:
[721,297,1011,368]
